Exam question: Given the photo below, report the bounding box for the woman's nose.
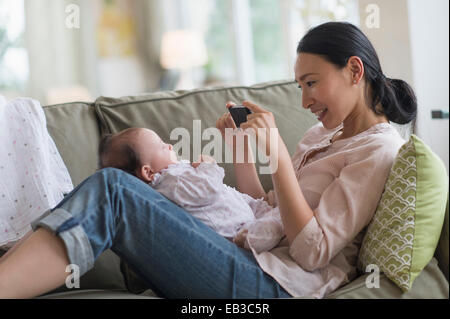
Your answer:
[302,92,313,110]
[168,144,173,151]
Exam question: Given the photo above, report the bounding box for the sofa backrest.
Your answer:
[43,102,101,187]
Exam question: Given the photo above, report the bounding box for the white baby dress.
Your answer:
[150,159,285,252]
[0,96,73,250]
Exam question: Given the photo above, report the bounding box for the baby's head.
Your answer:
[98,128,178,182]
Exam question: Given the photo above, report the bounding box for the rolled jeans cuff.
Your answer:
[30,208,95,276]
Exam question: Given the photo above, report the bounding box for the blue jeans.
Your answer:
[31,168,292,298]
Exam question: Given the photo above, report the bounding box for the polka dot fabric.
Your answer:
[0,96,73,249]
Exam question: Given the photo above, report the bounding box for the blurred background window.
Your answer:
[0,0,28,97]
[250,0,287,84]
[202,0,359,87]
[203,0,235,87]
[0,0,360,102]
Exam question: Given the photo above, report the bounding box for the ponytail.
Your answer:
[381,77,417,124]
[369,74,417,124]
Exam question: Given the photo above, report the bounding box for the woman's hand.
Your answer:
[216,101,268,200]
[216,101,238,148]
[233,228,249,249]
[239,101,280,158]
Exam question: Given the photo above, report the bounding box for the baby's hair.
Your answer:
[98,132,141,177]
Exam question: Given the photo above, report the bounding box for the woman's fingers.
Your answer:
[216,112,237,139]
[216,113,225,129]
[233,228,249,248]
[216,113,227,130]
[242,100,267,113]
[226,113,237,129]
[226,101,237,109]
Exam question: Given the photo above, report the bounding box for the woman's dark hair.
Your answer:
[297,22,417,124]
[98,134,141,177]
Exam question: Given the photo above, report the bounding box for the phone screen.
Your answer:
[228,105,252,128]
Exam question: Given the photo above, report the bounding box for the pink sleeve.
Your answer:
[288,143,398,272]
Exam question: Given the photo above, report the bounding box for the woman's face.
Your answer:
[294,53,358,130]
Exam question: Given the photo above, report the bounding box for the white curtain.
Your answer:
[24,0,91,103]
[24,0,169,103]
[132,0,167,92]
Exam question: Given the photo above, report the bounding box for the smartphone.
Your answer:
[228,105,252,128]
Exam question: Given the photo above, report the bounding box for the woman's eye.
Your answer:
[298,81,315,89]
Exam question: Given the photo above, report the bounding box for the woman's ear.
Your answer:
[347,56,364,84]
[137,165,155,183]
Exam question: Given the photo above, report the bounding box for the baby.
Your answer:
[98,127,284,253]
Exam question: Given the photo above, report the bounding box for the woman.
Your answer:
[0,22,416,299]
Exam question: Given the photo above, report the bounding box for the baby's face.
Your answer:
[134,128,179,174]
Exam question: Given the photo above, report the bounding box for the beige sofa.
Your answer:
[20,80,449,298]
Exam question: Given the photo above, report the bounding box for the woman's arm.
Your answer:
[240,101,314,245]
[216,103,267,200]
[232,134,267,200]
[269,135,314,244]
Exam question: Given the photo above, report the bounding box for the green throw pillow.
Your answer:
[358,134,448,292]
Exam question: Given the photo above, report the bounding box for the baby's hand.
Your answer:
[191,154,217,168]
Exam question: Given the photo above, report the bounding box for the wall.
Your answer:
[358,0,415,140]
[359,0,414,84]
[407,0,449,173]
[359,0,449,173]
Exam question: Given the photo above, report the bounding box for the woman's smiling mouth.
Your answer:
[314,108,328,121]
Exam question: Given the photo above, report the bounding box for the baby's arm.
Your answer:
[191,154,216,168]
[234,213,284,253]
[240,192,275,219]
[154,161,225,208]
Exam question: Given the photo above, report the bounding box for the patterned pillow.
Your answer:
[358,134,448,292]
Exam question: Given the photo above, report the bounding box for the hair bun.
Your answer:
[383,78,417,124]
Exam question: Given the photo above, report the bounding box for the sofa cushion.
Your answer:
[37,257,448,299]
[358,135,448,292]
[43,102,101,187]
[328,257,448,299]
[93,80,318,190]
